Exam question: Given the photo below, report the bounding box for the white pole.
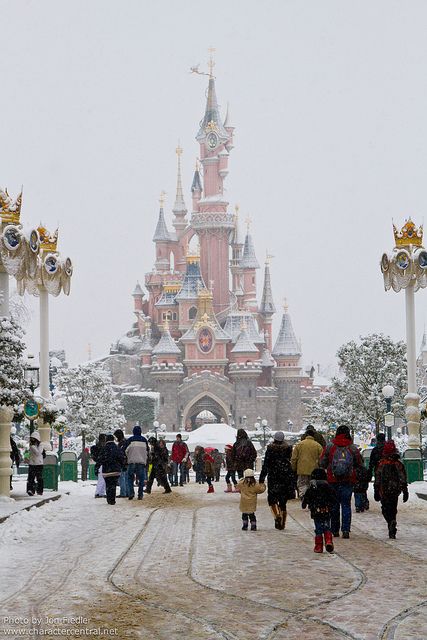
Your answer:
[0,258,13,498]
[0,265,9,317]
[39,287,50,400]
[404,283,421,448]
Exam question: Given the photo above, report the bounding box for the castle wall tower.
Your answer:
[150,322,184,428]
[240,225,259,312]
[273,302,303,427]
[258,259,276,352]
[191,66,234,315]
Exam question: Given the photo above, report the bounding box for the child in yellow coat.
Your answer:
[238,468,266,530]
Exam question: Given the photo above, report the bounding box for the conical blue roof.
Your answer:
[231,326,259,354]
[197,77,228,140]
[240,233,259,269]
[175,259,206,300]
[153,207,171,242]
[272,309,301,357]
[260,263,275,314]
[152,326,181,355]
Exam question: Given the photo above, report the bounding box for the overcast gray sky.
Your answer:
[2,0,427,372]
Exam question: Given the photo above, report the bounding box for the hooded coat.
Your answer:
[291,436,323,476]
[238,479,266,512]
[232,429,257,472]
[319,433,362,484]
[125,426,149,465]
[96,441,125,477]
[259,442,295,498]
[374,449,407,499]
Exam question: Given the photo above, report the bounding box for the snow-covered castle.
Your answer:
[109,65,310,430]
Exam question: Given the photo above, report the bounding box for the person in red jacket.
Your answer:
[319,425,362,539]
[170,434,189,487]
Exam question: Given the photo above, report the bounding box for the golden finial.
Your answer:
[159,191,166,208]
[208,47,216,77]
[393,218,423,247]
[0,187,23,225]
[240,318,248,331]
[266,250,274,265]
[38,224,59,253]
[283,298,289,313]
[245,216,252,232]
[176,143,183,157]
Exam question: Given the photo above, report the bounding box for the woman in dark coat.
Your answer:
[95,435,125,505]
[145,437,172,494]
[259,431,295,530]
[232,429,257,479]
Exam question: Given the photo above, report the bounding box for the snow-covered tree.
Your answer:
[54,363,125,446]
[311,334,407,433]
[0,315,26,409]
[121,391,159,430]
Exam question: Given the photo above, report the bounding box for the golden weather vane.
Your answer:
[176,142,183,157]
[159,190,166,207]
[283,297,289,313]
[266,250,274,264]
[245,216,252,232]
[190,47,216,77]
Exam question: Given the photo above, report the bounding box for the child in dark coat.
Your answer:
[374,440,408,539]
[354,462,370,512]
[302,468,338,553]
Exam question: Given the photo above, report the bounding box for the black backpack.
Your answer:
[379,461,401,497]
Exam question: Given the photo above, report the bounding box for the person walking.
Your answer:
[26,431,45,496]
[10,436,20,490]
[124,425,149,500]
[291,430,323,499]
[193,446,205,484]
[114,429,129,497]
[91,434,107,498]
[203,449,215,493]
[319,425,362,539]
[146,437,172,494]
[259,431,295,530]
[301,424,326,448]
[374,440,408,538]
[354,461,370,512]
[170,434,189,486]
[212,449,223,482]
[224,444,238,492]
[79,447,90,482]
[302,468,338,553]
[232,429,257,479]
[95,435,125,505]
[368,432,386,480]
[237,469,266,530]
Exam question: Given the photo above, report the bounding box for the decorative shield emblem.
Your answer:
[198,328,213,353]
[44,254,58,274]
[395,250,410,271]
[3,225,21,251]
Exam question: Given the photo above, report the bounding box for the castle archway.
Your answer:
[182,392,229,430]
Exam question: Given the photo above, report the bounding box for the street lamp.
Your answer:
[55,396,67,456]
[382,384,395,441]
[381,219,426,453]
[153,420,160,438]
[24,356,40,435]
[261,419,270,448]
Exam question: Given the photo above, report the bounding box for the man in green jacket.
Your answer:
[291,432,323,499]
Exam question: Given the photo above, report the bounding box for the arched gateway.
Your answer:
[182,393,229,429]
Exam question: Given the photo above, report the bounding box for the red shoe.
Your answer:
[224,483,233,493]
[324,531,334,553]
[207,485,215,493]
[233,485,240,493]
[314,535,323,553]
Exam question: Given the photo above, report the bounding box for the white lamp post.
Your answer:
[382,384,395,441]
[381,219,426,452]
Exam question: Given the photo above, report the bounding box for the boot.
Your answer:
[224,483,233,493]
[314,535,323,553]
[207,485,214,493]
[388,520,397,539]
[242,517,248,530]
[324,531,334,553]
[270,505,282,530]
[234,485,240,493]
[250,521,257,531]
[280,509,287,530]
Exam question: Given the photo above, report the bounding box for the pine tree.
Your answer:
[54,363,125,444]
[0,316,26,409]
[311,334,407,433]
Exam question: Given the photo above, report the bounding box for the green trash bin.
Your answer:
[60,451,78,482]
[88,459,97,480]
[43,453,59,491]
[403,449,423,483]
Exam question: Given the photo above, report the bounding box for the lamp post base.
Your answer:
[0,405,13,499]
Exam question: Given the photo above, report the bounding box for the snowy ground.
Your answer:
[1,477,427,639]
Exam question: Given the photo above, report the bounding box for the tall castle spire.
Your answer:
[172,144,187,233]
[260,258,276,315]
[272,300,301,358]
[153,192,170,242]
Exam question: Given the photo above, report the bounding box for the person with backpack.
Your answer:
[319,425,362,538]
[290,430,323,499]
[232,429,257,479]
[374,440,408,538]
[259,431,295,530]
[145,437,172,494]
[302,468,338,553]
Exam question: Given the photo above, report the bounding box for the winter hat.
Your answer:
[133,425,142,436]
[336,425,350,437]
[106,434,114,443]
[243,468,255,478]
[311,468,327,480]
[31,431,41,442]
[274,431,285,442]
[225,444,233,450]
[383,441,397,456]
[305,424,315,434]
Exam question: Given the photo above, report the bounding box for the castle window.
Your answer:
[173,312,177,321]
[189,307,197,320]
[162,313,167,320]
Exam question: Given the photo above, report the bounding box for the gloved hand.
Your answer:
[402,488,409,503]
[374,489,380,502]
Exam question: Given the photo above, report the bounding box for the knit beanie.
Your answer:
[243,468,255,478]
[274,431,285,442]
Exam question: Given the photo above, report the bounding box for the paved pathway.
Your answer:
[1,482,426,639]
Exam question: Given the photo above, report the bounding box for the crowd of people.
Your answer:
[17,422,410,549]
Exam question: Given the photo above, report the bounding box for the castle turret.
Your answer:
[191,160,203,212]
[273,301,302,427]
[153,193,171,272]
[228,320,262,427]
[230,205,244,307]
[132,281,144,312]
[240,223,259,312]
[175,252,206,330]
[172,144,188,236]
[259,258,276,351]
